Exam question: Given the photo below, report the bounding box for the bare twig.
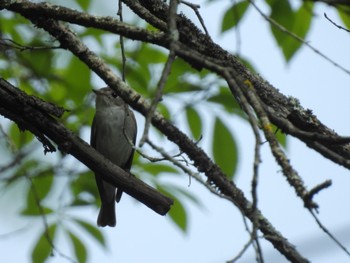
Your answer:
[324,12,350,33]
[139,0,178,146]
[117,0,127,81]
[0,150,27,173]
[227,237,254,263]
[180,1,210,37]
[0,38,61,51]
[309,209,350,257]
[146,139,231,201]
[306,180,332,202]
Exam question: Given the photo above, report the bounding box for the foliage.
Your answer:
[220,0,315,61]
[2,0,349,262]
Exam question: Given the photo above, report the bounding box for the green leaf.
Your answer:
[269,1,314,61]
[168,196,187,232]
[124,64,150,95]
[283,2,314,61]
[138,44,168,65]
[185,107,202,139]
[76,0,90,11]
[68,231,87,263]
[62,57,91,103]
[208,87,242,115]
[221,1,250,33]
[156,184,188,232]
[158,103,171,120]
[269,0,294,48]
[9,123,34,150]
[21,171,54,216]
[80,28,106,45]
[273,124,287,148]
[163,58,198,93]
[16,39,54,77]
[166,185,204,208]
[74,219,106,247]
[71,171,98,202]
[142,163,179,176]
[338,6,350,29]
[31,224,56,263]
[212,117,238,179]
[5,160,37,186]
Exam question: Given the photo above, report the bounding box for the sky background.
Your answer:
[1,0,350,262]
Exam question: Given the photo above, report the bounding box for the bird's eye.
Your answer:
[111,92,118,98]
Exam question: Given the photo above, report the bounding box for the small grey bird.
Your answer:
[90,87,137,227]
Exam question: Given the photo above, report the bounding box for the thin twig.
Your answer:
[223,69,265,262]
[324,12,350,33]
[146,139,233,201]
[0,150,26,173]
[227,237,254,263]
[309,209,350,257]
[306,180,332,202]
[139,0,178,146]
[0,38,61,51]
[117,0,127,81]
[180,1,210,37]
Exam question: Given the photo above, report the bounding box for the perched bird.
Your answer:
[90,87,137,227]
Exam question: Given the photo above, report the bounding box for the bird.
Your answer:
[90,87,137,227]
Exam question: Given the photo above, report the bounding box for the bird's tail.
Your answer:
[97,201,116,227]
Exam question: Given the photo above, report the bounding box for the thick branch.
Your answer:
[0,78,173,215]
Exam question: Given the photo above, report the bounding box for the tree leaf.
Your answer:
[9,123,34,150]
[71,171,99,203]
[68,231,87,263]
[208,87,243,115]
[185,107,202,139]
[221,1,250,33]
[268,1,314,61]
[16,39,54,77]
[212,117,238,179]
[156,184,188,232]
[283,2,314,61]
[76,0,90,11]
[74,219,106,247]
[62,57,91,104]
[269,0,294,49]
[31,224,56,263]
[168,196,187,232]
[338,6,350,29]
[21,168,55,216]
[142,163,180,176]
